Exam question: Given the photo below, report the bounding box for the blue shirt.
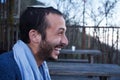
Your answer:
[0,51,22,80]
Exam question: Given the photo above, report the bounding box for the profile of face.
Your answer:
[37,13,68,60]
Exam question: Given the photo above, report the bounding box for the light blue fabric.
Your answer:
[13,40,51,80]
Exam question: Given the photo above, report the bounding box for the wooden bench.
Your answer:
[57,59,89,63]
[59,49,102,63]
[48,62,120,80]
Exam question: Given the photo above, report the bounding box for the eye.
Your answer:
[58,31,64,36]
[57,28,66,36]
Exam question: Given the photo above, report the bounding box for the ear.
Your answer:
[29,29,41,43]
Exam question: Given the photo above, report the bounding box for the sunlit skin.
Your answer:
[28,13,68,66]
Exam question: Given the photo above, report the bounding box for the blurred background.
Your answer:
[0,0,120,65]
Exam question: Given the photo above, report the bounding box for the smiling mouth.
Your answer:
[55,47,61,51]
[53,47,61,54]
[53,44,64,54]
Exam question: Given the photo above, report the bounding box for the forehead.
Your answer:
[46,13,66,31]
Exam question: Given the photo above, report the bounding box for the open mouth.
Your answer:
[53,47,61,55]
[53,44,64,55]
[54,44,63,50]
[55,47,61,51]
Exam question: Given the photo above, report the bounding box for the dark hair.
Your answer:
[19,7,63,43]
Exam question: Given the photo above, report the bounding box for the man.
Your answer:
[0,7,68,80]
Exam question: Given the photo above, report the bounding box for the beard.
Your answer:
[37,40,54,60]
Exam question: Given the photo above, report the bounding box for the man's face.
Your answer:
[38,13,68,60]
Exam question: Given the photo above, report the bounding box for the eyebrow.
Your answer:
[58,28,66,32]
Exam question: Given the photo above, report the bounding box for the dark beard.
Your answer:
[37,40,54,60]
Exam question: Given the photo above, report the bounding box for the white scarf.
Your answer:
[13,40,51,80]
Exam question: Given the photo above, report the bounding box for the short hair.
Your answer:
[19,7,63,43]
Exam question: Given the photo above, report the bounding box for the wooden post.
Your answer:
[81,27,86,59]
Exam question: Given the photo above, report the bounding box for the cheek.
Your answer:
[47,37,61,45]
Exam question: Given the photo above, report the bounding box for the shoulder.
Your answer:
[0,51,16,68]
[0,51,22,80]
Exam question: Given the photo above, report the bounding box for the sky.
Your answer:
[37,0,120,27]
[91,0,120,26]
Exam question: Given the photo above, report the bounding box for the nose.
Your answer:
[61,35,68,46]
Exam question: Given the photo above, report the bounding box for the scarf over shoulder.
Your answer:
[13,40,51,80]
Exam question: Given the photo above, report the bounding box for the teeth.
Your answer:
[58,48,61,50]
[55,48,61,51]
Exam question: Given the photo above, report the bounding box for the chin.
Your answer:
[53,56,58,60]
[51,55,58,60]
[46,55,58,61]
[47,51,59,61]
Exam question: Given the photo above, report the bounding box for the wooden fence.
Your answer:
[63,26,120,65]
[0,0,19,51]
